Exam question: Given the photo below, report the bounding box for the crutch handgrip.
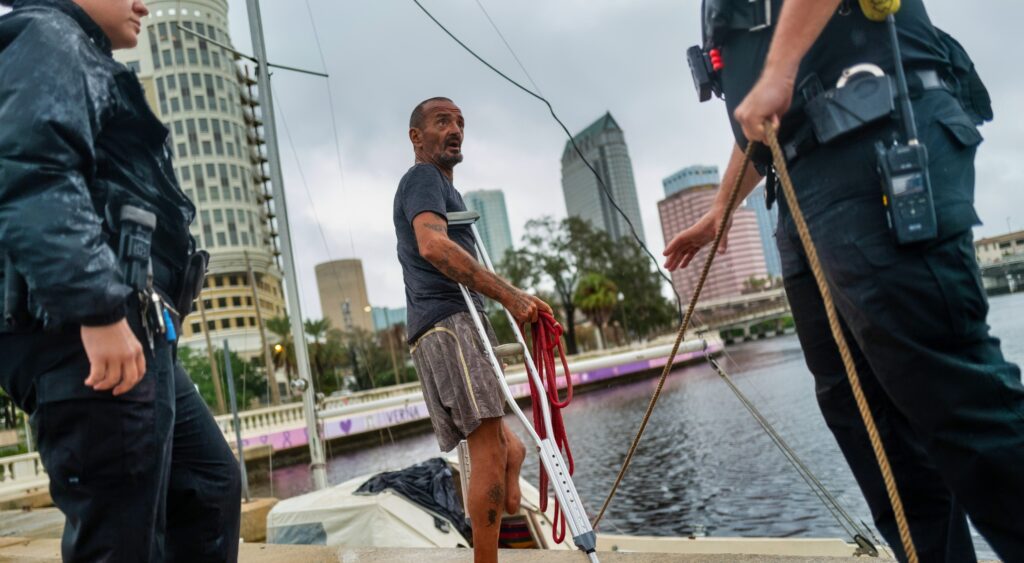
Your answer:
[493,343,525,360]
[446,211,480,226]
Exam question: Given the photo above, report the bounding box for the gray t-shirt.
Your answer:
[394,163,484,343]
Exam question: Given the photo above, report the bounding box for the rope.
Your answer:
[524,311,576,544]
[763,124,917,562]
[591,142,754,528]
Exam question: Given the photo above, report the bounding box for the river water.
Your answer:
[256,293,1024,558]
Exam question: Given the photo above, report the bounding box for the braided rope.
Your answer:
[764,123,918,562]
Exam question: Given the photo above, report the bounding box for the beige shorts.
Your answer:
[411,311,507,452]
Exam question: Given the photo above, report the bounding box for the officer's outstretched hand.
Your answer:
[663,207,732,271]
[734,70,794,143]
[81,319,147,396]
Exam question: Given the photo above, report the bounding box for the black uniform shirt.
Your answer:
[716,0,950,152]
[0,0,196,327]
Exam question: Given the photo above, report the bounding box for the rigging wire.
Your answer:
[466,0,805,489]
[271,79,395,458]
[411,0,684,321]
[302,0,359,259]
[706,353,875,546]
[414,1,882,546]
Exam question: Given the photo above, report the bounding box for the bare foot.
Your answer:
[504,426,526,514]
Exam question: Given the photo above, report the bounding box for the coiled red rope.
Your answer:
[523,310,575,543]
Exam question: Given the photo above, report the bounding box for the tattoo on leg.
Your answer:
[487,483,504,505]
[487,509,497,526]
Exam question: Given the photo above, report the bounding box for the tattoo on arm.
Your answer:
[415,213,523,306]
[431,243,520,304]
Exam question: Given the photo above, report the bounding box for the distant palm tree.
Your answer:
[575,273,618,350]
[304,318,332,391]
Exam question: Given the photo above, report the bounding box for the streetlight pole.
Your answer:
[245,0,327,490]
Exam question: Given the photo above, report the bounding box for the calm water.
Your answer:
[255,293,1024,558]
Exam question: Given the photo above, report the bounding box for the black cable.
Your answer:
[411,0,684,321]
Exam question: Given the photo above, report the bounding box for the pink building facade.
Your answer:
[658,183,769,302]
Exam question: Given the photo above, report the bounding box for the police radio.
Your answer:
[876,14,937,244]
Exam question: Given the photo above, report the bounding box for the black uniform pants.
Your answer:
[1,324,241,562]
[777,91,1024,562]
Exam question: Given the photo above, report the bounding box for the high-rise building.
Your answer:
[658,169,768,301]
[372,306,408,332]
[463,189,514,264]
[663,165,721,197]
[316,260,374,333]
[561,112,645,244]
[114,1,286,356]
[747,184,782,278]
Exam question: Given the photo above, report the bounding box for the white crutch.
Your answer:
[447,210,599,562]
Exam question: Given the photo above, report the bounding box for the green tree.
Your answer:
[304,317,332,392]
[510,216,607,354]
[179,345,267,410]
[346,327,389,390]
[510,216,676,349]
[575,273,618,350]
[603,239,678,340]
[744,275,769,293]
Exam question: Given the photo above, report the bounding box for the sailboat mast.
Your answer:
[245,0,328,491]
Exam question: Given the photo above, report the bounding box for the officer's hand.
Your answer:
[734,70,794,143]
[663,207,733,271]
[81,319,147,396]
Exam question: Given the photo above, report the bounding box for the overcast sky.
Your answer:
[5,1,1021,318]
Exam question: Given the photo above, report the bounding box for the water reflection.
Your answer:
[254,293,1024,559]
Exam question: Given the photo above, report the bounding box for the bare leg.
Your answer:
[466,418,507,563]
[502,423,525,515]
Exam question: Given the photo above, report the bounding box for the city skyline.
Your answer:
[216,1,1024,317]
[5,1,1013,317]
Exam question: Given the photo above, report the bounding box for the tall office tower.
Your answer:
[114,1,287,356]
[316,260,374,333]
[662,165,722,197]
[372,307,408,332]
[463,189,514,264]
[747,184,782,278]
[561,112,645,244]
[658,168,768,301]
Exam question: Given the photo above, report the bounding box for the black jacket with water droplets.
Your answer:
[0,0,196,328]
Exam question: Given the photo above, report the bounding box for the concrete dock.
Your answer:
[0,539,875,562]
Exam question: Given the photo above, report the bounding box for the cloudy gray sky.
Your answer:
[221,0,1023,319]
[6,1,1021,318]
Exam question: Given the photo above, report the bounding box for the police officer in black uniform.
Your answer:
[664,1,1024,561]
[0,0,241,560]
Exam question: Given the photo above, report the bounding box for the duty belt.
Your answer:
[782,69,953,165]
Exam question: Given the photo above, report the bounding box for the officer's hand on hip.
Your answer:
[81,319,147,396]
[663,207,733,272]
[734,69,795,143]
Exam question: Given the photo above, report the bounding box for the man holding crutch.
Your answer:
[394,96,551,563]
